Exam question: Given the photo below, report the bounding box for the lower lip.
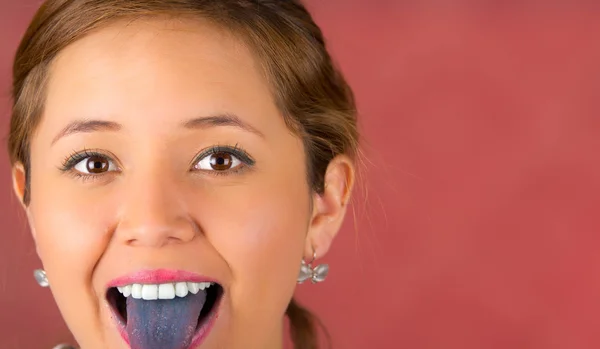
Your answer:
[110,295,222,349]
[188,306,220,349]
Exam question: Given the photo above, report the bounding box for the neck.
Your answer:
[267,319,285,349]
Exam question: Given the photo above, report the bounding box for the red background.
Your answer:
[2,2,600,349]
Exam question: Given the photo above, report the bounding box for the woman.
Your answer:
[9,1,358,348]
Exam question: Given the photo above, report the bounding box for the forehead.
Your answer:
[40,17,278,139]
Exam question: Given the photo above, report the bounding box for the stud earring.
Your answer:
[53,344,77,349]
[34,269,49,288]
[297,250,329,284]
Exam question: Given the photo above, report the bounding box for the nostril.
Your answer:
[118,222,198,247]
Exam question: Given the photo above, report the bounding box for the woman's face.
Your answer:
[15,18,349,349]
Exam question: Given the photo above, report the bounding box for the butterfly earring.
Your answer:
[297,250,329,284]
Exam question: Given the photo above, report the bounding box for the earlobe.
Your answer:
[12,163,28,209]
[305,155,356,259]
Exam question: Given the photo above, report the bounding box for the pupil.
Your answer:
[210,152,232,170]
[87,156,108,173]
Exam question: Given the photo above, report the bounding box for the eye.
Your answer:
[194,151,243,172]
[73,155,117,174]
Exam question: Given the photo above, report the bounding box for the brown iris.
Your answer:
[86,156,109,173]
[210,152,233,171]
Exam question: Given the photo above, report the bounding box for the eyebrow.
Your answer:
[182,114,265,138]
[52,120,121,145]
[51,114,264,145]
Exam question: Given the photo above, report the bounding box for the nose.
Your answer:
[116,171,198,248]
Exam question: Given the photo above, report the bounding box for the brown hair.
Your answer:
[9,1,358,348]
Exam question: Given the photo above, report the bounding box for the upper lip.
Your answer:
[106,269,219,289]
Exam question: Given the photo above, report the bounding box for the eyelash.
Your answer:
[59,148,111,182]
[59,145,255,182]
[191,144,255,176]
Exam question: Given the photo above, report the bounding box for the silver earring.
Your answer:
[297,251,329,284]
[53,344,77,349]
[34,269,49,287]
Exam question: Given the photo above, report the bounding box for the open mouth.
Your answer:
[107,281,223,349]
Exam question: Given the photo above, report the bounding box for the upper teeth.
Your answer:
[117,282,213,300]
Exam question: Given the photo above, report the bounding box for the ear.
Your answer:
[305,155,356,260]
[12,163,36,243]
[12,163,28,210]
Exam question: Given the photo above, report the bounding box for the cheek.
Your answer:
[28,143,115,276]
[27,170,116,345]
[199,175,311,314]
[30,183,112,276]
[29,171,115,303]
[223,198,308,278]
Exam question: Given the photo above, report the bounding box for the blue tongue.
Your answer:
[126,290,207,349]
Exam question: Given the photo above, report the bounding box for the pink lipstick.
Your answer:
[107,269,218,288]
